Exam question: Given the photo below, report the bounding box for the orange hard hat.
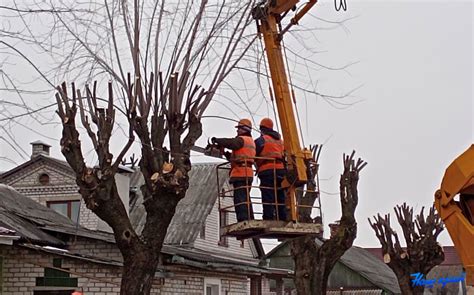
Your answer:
[235,118,252,129]
[72,292,83,295]
[260,117,273,129]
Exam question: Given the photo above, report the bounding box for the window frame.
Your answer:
[46,200,80,222]
[204,277,221,295]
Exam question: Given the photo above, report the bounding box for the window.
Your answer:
[39,173,50,185]
[47,201,80,223]
[35,258,78,288]
[218,211,228,247]
[204,278,220,295]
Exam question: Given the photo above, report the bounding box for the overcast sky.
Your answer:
[1,0,472,249]
[199,0,473,249]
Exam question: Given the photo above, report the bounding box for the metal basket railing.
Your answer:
[216,156,322,225]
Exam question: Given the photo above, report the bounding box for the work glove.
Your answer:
[224,151,231,160]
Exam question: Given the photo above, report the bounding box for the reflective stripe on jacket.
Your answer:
[257,134,284,172]
[230,136,255,179]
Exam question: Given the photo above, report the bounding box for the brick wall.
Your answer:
[0,245,254,294]
[69,237,123,262]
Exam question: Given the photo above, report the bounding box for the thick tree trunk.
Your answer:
[116,186,185,295]
[291,152,366,295]
[291,220,357,295]
[292,236,317,294]
[291,237,334,295]
[121,246,159,294]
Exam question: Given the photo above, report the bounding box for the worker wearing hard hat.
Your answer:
[212,119,256,222]
[254,118,287,221]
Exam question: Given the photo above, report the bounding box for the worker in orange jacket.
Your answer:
[212,119,255,222]
[255,118,287,221]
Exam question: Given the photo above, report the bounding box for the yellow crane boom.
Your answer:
[435,144,474,286]
[253,0,317,221]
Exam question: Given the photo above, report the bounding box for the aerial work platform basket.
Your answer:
[216,157,323,241]
[222,219,322,240]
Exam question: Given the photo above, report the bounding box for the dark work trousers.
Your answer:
[259,169,287,221]
[231,178,254,222]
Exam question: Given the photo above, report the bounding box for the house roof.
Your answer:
[265,239,401,294]
[0,184,114,246]
[0,184,275,275]
[1,153,238,248]
[129,163,228,245]
[0,184,73,246]
[20,241,285,276]
[129,163,264,257]
[2,155,265,257]
[364,246,462,266]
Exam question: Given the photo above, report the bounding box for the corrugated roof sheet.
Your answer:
[328,242,401,294]
[0,184,115,245]
[129,163,228,245]
[0,226,16,235]
[0,184,72,245]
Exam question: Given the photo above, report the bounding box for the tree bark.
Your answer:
[291,152,366,294]
[119,189,183,293]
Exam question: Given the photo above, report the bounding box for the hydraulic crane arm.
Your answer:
[435,145,474,286]
[252,0,317,221]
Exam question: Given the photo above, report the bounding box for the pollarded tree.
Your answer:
[35,1,257,294]
[291,151,367,294]
[2,1,360,293]
[369,204,444,295]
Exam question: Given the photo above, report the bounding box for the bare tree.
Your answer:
[0,0,359,166]
[1,1,361,293]
[369,204,444,295]
[291,151,367,294]
[7,0,259,294]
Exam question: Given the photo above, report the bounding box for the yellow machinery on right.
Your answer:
[435,144,474,287]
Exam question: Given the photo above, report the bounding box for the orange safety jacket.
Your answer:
[230,136,256,179]
[257,134,284,172]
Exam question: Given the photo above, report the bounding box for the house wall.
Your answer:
[1,158,130,234]
[193,193,258,259]
[0,245,252,294]
[96,173,130,233]
[3,161,75,188]
[68,237,123,262]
